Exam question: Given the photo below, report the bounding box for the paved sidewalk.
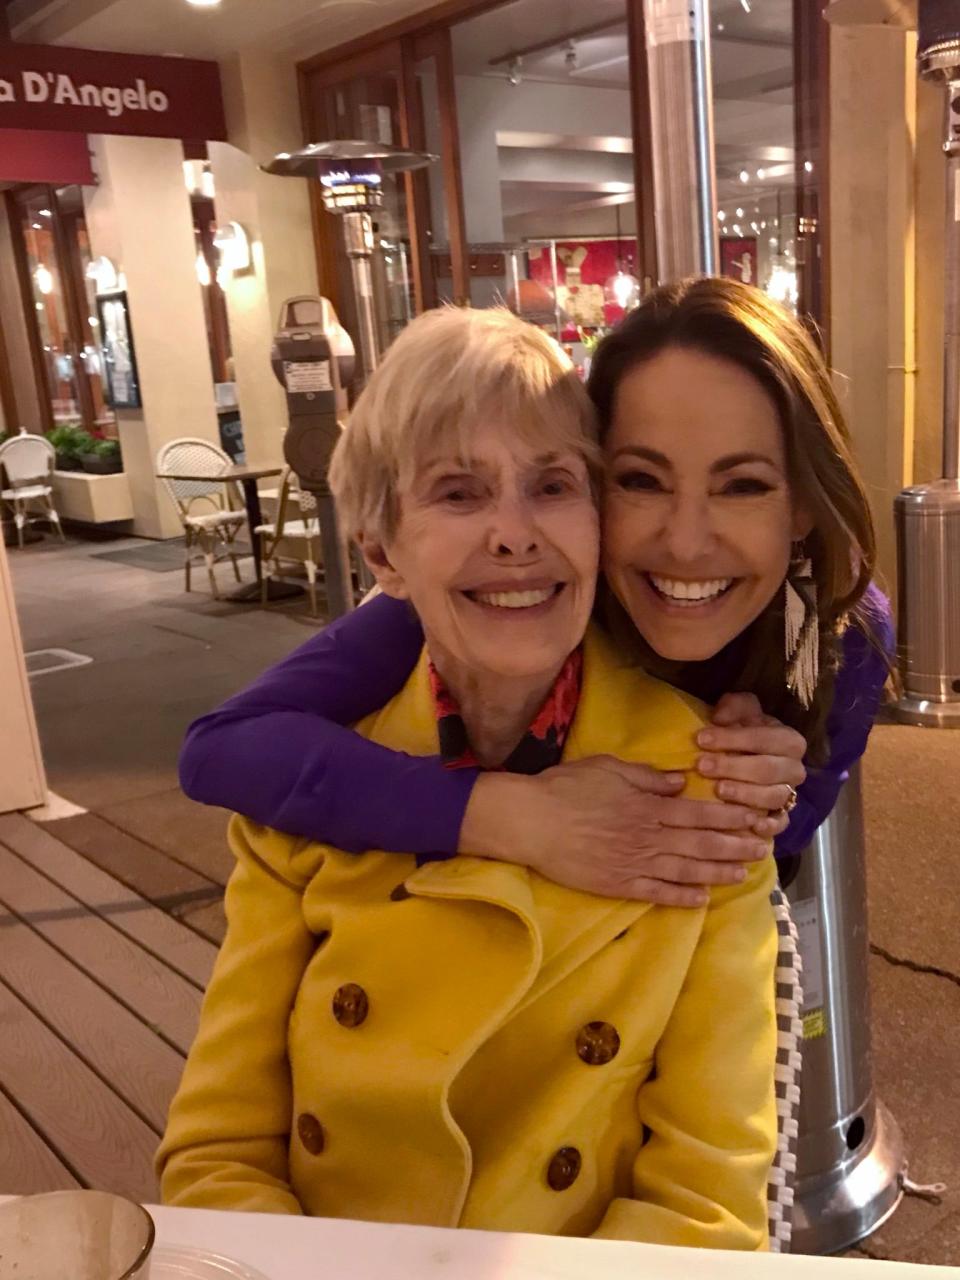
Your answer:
[6,533,960,1263]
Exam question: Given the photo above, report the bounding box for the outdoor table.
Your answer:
[155,463,301,603]
[65,1203,960,1279]
[0,1197,956,1278]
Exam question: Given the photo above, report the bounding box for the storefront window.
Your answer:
[448,0,632,369]
[711,0,798,310]
[298,0,820,359]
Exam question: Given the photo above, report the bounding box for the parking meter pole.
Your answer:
[270,296,357,620]
[785,765,905,1254]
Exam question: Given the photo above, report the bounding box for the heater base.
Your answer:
[893,695,960,727]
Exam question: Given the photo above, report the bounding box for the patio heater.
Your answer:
[784,767,906,1254]
[893,0,960,726]
[263,140,437,387]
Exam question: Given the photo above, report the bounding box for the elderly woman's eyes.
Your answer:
[537,470,583,497]
[433,478,484,505]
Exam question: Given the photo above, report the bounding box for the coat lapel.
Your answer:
[358,627,706,1001]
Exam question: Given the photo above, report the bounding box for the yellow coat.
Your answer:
[158,626,778,1250]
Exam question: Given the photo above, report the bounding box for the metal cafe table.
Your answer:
[155,462,301,603]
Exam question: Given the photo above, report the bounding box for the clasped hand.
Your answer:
[462,692,807,907]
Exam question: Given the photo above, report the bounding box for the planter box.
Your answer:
[81,454,123,475]
[52,470,134,524]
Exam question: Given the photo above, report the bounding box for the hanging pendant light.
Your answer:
[603,203,640,313]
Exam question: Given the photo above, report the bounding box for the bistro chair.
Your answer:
[156,437,246,600]
[254,466,322,616]
[0,433,65,548]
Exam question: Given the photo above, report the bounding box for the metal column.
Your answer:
[642,0,718,278]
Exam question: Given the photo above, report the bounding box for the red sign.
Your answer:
[0,128,94,184]
[0,43,226,142]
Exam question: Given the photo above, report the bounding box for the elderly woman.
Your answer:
[158,307,780,1250]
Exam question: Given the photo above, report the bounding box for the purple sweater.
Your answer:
[180,584,893,858]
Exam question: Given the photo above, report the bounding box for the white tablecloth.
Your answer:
[145,1204,956,1279]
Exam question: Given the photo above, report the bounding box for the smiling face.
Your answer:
[363,419,599,685]
[602,345,810,662]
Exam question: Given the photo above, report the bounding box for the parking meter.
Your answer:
[270,296,356,618]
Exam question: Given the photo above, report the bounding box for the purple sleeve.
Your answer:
[775,582,893,856]
[178,592,477,855]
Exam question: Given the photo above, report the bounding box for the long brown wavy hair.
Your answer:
[588,276,884,758]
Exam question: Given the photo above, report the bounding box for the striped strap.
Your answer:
[767,887,804,1253]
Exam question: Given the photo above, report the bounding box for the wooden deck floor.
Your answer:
[0,811,220,1200]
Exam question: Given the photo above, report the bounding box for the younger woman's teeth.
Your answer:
[473,587,556,609]
[648,575,733,604]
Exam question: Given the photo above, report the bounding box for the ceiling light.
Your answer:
[733,224,742,236]
[739,169,749,183]
[736,207,744,218]
[804,160,814,173]
[508,56,522,86]
[34,265,53,295]
[756,168,765,179]
[604,268,641,312]
[185,0,221,6]
[717,211,726,222]
[740,0,751,11]
[717,22,725,32]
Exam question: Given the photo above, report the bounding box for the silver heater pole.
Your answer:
[342,212,381,386]
[785,768,906,1253]
[894,0,960,726]
[643,0,718,278]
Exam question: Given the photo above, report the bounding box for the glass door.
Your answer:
[301,39,469,348]
[14,185,115,436]
[305,45,417,353]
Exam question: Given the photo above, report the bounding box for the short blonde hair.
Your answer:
[329,306,599,541]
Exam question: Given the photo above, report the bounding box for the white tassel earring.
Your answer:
[785,544,818,709]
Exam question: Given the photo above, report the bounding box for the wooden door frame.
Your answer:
[794,0,830,350]
[626,0,658,289]
[0,287,17,432]
[411,27,469,305]
[4,189,54,434]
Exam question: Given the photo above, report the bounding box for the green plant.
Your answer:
[91,439,121,459]
[46,424,96,457]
